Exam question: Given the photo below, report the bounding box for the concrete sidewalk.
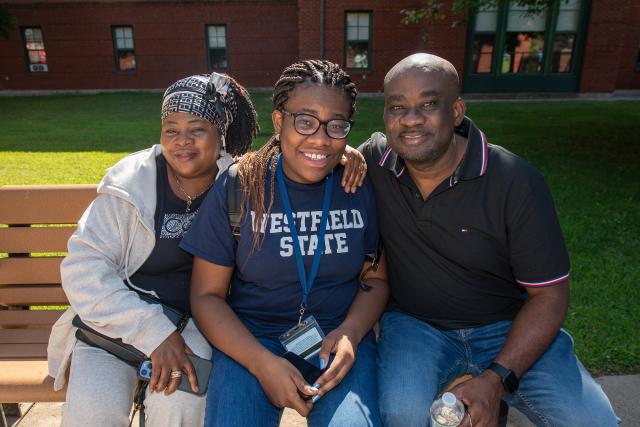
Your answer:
[4,375,637,426]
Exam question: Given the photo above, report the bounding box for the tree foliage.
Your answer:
[0,6,17,40]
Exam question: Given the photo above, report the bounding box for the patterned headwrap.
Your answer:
[161,72,238,150]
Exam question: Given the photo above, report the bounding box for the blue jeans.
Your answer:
[205,332,381,427]
[378,311,618,427]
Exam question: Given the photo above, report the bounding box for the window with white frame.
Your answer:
[22,27,48,73]
[345,12,371,69]
[207,25,228,70]
[112,26,136,72]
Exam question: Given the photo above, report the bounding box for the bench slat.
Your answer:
[0,328,52,344]
[0,361,66,402]
[0,185,96,224]
[0,226,74,253]
[0,185,91,404]
[0,343,49,359]
[0,310,63,328]
[0,257,63,285]
[0,285,68,306]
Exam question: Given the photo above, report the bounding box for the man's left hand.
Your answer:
[453,371,504,427]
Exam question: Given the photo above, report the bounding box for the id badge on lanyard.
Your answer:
[275,155,333,360]
[279,315,325,359]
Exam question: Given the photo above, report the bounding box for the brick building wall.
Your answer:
[614,0,640,90]
[0,0,298,90]
[579,0,639,92]
[297,0,468,93]
[0,0,638,93]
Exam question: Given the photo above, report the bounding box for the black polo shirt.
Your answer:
[359,117,570,330]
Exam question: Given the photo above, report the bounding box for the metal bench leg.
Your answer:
[1,404,8,427]
[1,403,23,427]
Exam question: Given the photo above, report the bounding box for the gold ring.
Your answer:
[170,370,182,380]
[359,163,366,174]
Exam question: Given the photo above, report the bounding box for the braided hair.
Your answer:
[237,59,357,250]
[224,75,260,156]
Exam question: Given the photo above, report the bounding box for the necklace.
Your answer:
[173,173,214,213]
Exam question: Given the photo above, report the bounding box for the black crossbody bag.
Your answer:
[72,290,190,427]
[72,292,189,367]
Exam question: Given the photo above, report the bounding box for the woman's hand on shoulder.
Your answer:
[253,353,315,417]
[148,330,198,395]
[313,327,359,397]
[340,146,367,193]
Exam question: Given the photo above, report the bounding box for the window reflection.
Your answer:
[345,12,371,69]
[503,32,545,73]
[506,4,546,32]
[553,0,580,74]
[112,26,136,72]
[468,0,585,87]
[556,0,581,31]
[23,27,48,72]
[346,43,369,68]
[207,25,228,70]
[472,5,497,74]
[472,34,495,73]
[475,6,498,31]
[552,34,575,73]
[502,2,546,74]
[118,51,136,72]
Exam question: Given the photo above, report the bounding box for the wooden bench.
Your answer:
[0,185,97,414]
[0,184,508,425]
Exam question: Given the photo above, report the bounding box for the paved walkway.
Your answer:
[4,375,637,426]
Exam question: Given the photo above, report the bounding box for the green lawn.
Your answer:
[1,93,638,375]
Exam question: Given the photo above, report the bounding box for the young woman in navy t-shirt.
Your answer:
[181,60,388,426]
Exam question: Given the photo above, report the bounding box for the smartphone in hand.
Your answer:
[282,351,325,385]
[178,354,212,395]
[136,355,212,396]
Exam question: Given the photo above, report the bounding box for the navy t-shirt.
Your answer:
[180,166,378,338]
[130,154,208,312]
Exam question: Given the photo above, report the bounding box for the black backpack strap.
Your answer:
[227,163,242,239]
[359,239,384,291]
[371,238,383,270]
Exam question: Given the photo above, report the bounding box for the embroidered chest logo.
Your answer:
[160,212,197,239]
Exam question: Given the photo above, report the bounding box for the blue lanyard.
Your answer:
[276,154,333,321]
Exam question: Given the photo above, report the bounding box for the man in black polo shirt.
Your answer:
[359,53,617,427]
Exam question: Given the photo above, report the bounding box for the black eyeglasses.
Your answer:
[280,109,354,140]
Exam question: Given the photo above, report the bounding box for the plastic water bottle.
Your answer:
[430,392,465,427]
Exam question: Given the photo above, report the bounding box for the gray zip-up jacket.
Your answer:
[47,145,231,390]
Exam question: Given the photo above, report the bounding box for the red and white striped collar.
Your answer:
[455,116,488,180]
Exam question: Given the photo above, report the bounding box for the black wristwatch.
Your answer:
[487,362,519,393]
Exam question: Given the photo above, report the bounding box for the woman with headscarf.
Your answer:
[46,72,259,427]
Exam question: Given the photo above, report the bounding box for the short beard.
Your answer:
[388,136,451,166]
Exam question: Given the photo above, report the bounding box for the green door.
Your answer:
[463,0,590,93]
